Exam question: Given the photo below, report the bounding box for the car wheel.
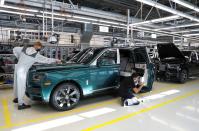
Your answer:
[50,83,81,111]
[179,70,188,83]
[0,67,5,81]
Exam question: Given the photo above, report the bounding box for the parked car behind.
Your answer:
[26,47,154,111]
[155,43,199,83]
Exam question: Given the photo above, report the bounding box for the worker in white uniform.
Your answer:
[13,41,61,110]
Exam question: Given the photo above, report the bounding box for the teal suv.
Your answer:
[27,47,155,111]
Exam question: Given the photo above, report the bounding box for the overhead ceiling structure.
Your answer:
[129,0,199,42]
[1,0,199,44]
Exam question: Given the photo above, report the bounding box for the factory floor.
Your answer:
[0,78,199,131]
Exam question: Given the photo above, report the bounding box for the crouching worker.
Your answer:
[133,63,155,94]
[133,76,151,94]
[119,73,141,107]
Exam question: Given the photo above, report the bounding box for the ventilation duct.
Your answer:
[80,23,93,49]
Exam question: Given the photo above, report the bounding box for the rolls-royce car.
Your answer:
[26,47,154,111]
[156,43,199,83]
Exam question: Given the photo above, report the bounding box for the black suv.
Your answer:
[155,43,199,83]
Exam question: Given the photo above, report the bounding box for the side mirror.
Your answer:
[191,57,197,63]
[97,59,103,67]
[66,57,71,61]
[185,56,190,62]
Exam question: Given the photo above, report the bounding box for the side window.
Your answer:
[197,52,199,60]
[97,50,117,66]
[134,51,147,63]
[191,53,197,61]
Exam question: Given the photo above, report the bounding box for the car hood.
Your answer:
[30,63,89,72]
[157,43,186,60]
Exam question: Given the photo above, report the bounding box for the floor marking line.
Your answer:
[79,107,116,118]
[11,100,117,127]
[12,115,84,131]
[2,79,199,129]
[82,89,199,131]
[1,99,12,128]
[11,84,177,128]
[141,89,180,101]
[6,83,197,128]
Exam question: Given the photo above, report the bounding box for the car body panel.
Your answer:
[27,47,154,103]
[157,43,185,60]
[155,43,199,82]
[181,50,199,76]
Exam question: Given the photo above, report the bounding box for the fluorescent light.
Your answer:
[170,0,199,12]
[130,15,180,26]
[0,5,126,27]
[184,33,199,36]
[72,16,98,21]
[99,20,120,25]
[0,5,38,12]
[67,19,90,23]
[151,34,157,38]
[37,15,65,20]
[135,0,199,22]
[155,23,199,31]
[44,11,71,17]
[0,9,34,16]
[172,28,199,33]
[0,0,5,5]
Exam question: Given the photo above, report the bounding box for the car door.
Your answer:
[189,51,199,76]
[90,49,120,92]
[133,47,155,89]
[133,47,149,75]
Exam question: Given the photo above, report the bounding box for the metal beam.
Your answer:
[130,15,181,26]
[172,28,199,34]
[135,0,199,22]
[156,22,199,31]
[170,0,199,12]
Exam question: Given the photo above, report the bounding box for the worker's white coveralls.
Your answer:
[13,47,57,105]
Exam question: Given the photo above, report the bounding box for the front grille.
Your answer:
[167,68,178,73]
[28,87,41,95]
[159,65,166,71]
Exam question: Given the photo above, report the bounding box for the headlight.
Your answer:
[166,64,170,68]
[167,64,180,69]
[32,73,45,82]
[43,80,52,86]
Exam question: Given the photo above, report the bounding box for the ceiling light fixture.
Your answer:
[155,23,199,31]
[170,0,199,12]
[0,0,5,5]
[130,15,180,26]
[184,33,199,36]
[172,28,199,34]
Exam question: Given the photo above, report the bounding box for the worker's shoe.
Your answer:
[123,97,140,107]
[13,98,18,103]
[18,104,31,110]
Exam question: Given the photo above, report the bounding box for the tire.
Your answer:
[50,83,81,111]
[0,67,5,81]
[179,70,188,84]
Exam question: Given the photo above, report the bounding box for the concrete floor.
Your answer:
[1,78,199,131]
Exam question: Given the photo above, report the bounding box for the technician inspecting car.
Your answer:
[13,41,61,110]
[119,73,141,107]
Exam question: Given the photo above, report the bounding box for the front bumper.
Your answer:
[157,68,180,80]
[26,85,43,101]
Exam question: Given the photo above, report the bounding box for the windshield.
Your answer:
[69,48,104,64]
[181,51,192,58]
